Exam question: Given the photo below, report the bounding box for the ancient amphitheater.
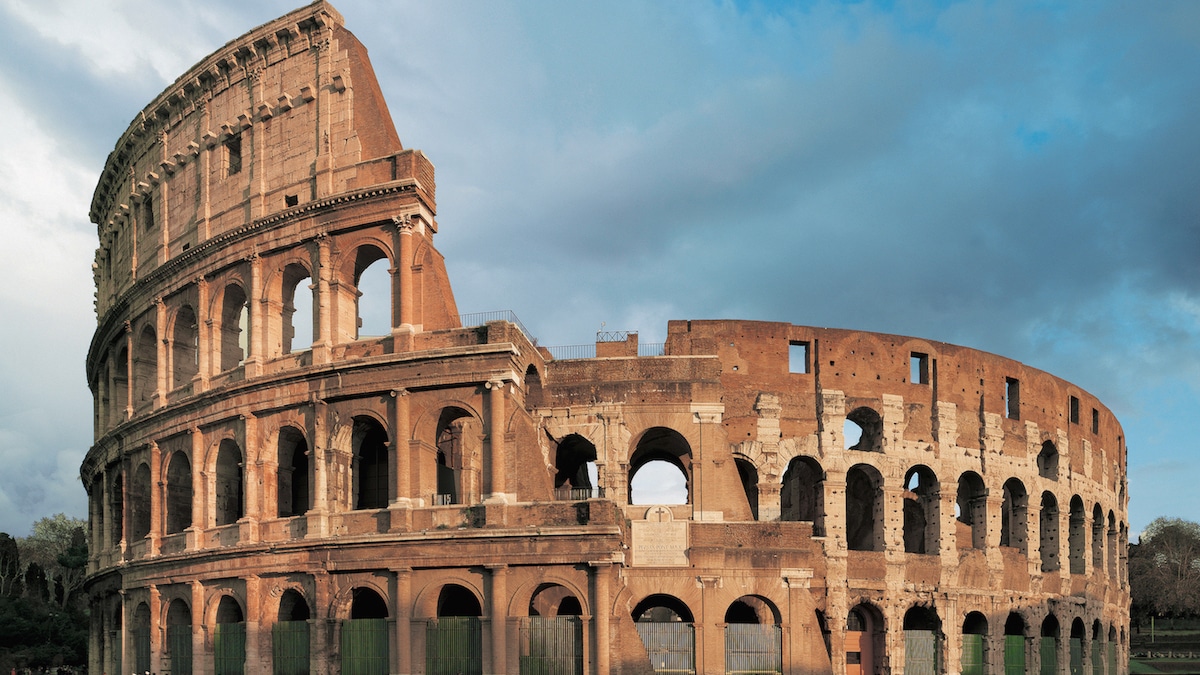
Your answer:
[80,2,1130,674]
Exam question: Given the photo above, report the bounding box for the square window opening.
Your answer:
[1069,396,1080,424]
[1005,377,1020,420]
[789,341,809,374]
[910,352,929,384]
[285,194,299,207]
[1091,408,1099,434]
[225,134,242,176]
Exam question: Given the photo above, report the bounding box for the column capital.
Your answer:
[391,213,415,232]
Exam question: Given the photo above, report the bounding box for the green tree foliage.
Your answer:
[1129,517,1200,618]
[18,513,88,609]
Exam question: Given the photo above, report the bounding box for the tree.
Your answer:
[1129,517,1200,618]
[0,534,19,597]
[16,514,88,610]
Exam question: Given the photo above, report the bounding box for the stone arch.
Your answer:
[278,588,312,621]
[1106,511,1118,578]
[962,611,989,675]
[1092,502,1105,571]
[132,601,152,674]
[164,596,192,675]
[433,405,482,505]
[781,455,824,534]
[846,463,884,551]
[527,582,587,617]
[1001,477,1029,554]
[111,342,128,426]
[346,242,392,339]
[553,433,598,499]
[845,406,884,452]
[903,464,939,554]
[1040,491,1061,572]
[436,583,482,617]
[524,363,543,408]
[170,303,199,389]
[214,438,244,526]
[1068,495,1086,574]
[1038,440,1059,480]
[110,472,124,546]
[628,426,693,505]
[350,587,390,619]
[632,594,695,623]
[734,453,760,520]
[724,595,781,625]
[904,605,942,674]
[846,602,886,675]
[352,415,389,510]
[277,425,310,517]
[217,282,248,372]
[133,323,157,406]
[278,261,314,355]
[130,460,152,541]
[413,576,487,619]
[509,576,589,618]
[164,449,192,534]
[956,471,987,550]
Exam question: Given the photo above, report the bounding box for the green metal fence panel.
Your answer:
[905,630,939,675]
[1092,640,1103,675]
[1004,636,1026,675]
[1071,637,1084,675]
[1041,638,1058,675]
[427,617,483,675]
[342,618,389,675]
[520,616,583,675]
[273,620,310,675]
[725,624,782,675]
[133,626,151,675]
[167,625,194,675]
[1106,642,1116,675]
[961,633,985,675]
[636,622,696,675]
[214,623,247,675]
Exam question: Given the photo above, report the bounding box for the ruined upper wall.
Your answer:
[89,1,434,318]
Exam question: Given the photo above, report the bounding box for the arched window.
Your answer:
[734,456,759,520]
[962,612,988,675]
[1041,614,1060,675]
[134,324,157,406]
[428,585,483,675]
[1004,613,1028,674]
[633,595,695,675]
[1092,620,1105,675]
[724,596,782,674]
[1106,511,1118,579]
[352,417,389,510]
[903,465,939,554]
[277,427,310,517]
[524,364,543,408]
[526,584,584,673]
[172,304,199,389]
[553,434,598,500]
[110,473,124,546]
[215,596,246,675]
[219,284,248,371]
[1068,495,1086,574]
[165,451,192,534]
[281,263,313,354]
[846,604,884,675]
[275,590,310,675]
[846,464,884,551]
[133,602,151,675]
[781,456,824,534]
[1001,478,1029,554]
[1092,503,1105,572]
[956,471,987,550]
[904,607,941,675]
[354,246,391,338]
[166,599,192,675]
[435,408,473,505]
[1040,492,1060,572]
[130,462,151,541]
[628,428,692,505]
[1038,441,1059,480]
[344,588,389,675]
[844,407,883,452]
[112,344,129,425]
[1070,618,1086,674]
[215,439,244,526]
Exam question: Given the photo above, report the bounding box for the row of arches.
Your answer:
[93,236,430,433]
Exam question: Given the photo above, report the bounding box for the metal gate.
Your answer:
[273,620,310,675]
[167,624,193,675]
[1040,637,1057,675]
[520,616,583,675]
[341,618,389,675]
[1092,640,1103,675]
[133,625,151,675]
[725,624,781,675]
[961,633,984,675]
[636,622,695,675]
[214,623,246,675]
[904,630,938,675]
[1003,635,1025,675]
[427,616,483,675]
[1106,642,1116,675]
[1070,637,1084,675]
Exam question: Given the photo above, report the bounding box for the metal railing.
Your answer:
[432,493,456,506]
[553,486,606,501]
[545,344,596,360]
[639,342,666,356]
[458,310,537,345]
[597,329,635,342]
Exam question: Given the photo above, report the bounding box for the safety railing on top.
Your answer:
[458,310,537,345]
[544,343,665,360]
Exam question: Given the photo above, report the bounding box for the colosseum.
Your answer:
[80,3,1130,674]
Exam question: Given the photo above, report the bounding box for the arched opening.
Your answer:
[282,263,314,354]
[628,428,692,505]
[215,439,244,526]
[1040,492,1060,572]
[130,461,151,541]
[1106,512,1117,579]
[435,408,475,505]
[1001,478,1029,554]
[1107,625,1118,675]
[724,595,782,674]
[734,456,760,520]
[166,599,192,675]
[215,596,246,675]
[526,584,584,675]
[354,246,391,338]
[1070,617,1086,674]
[112,344,129,425]
[962,612,988,675]
[1041,614,1060,675]
[134,325,157,406]
[1091,619,1105,675]
[553,434,598,500]
[277,427,310,517]
[133,602,151,675]
[904,606,941,675]
[846,464,884,551]
[275,590,310,675]
[1038,441,1059,480]
[344,588,389,675]
[165,451,192,534]
[219,283,249,371]
[1005,613,1028,674]
[956,471,987,550]
[110,473,124,546]
[633,595,695,675]
[1092,503,1105,572]
[903,465,939,554]
[815,610,833,663]
[781,456,824,535]
[353,417,389,510]
[172,304,199,389]
[846,604,884,675]
[1069,495,1086,574]
[524,364,543,408]
[844,407,883,452]
[428,585,482,675]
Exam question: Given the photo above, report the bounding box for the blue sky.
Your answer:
[0,0,1197,537]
